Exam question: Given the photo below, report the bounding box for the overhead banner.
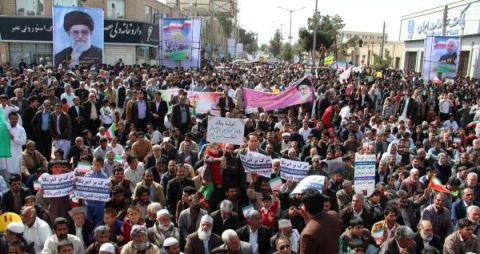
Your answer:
[207,116,245,145]
[0,17,159,45]
[239,152,272,178]
[243,75,314,112]
[74,177,111,202]
[53,6,104,67]
[354,154,376,196]
[291,175,326,195]
[423,36,461,80]
[161,18,192,60]
[280,158,309,182]
[38,172,75,197]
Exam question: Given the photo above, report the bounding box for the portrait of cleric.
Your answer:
[54,10,103,67]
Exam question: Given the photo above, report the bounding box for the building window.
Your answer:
[107,0,125,19]
[16,0,44,16]
[54,0,78,6]
[145,5,152,23]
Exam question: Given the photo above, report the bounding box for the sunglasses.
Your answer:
[279,245,290,250]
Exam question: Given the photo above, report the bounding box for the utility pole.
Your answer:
[278,6,305,45]
[209,0,215,60]
[312,0,318,67]
[380,21,385,59]
[442,5,448,36]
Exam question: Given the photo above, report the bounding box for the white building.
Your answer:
[399,0,480,78]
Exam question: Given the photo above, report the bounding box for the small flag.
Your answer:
[241,204,254,218]
[269,177,283,191]
[199,182,214,200]
[33,180,41,191]
[0,107,11,158]
[105,122,117,138]
[114,154,122,162]
[428,176,450,193]
[466,121,480,128]
[76,162,92,174]
[433,76,443,85]
[372,229,384,242]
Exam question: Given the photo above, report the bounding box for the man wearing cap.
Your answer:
[99,243,116,254]
[163,237,183,254]
[184,214,223,254]
[54,11,102,67]
[42,217,84,254]
[67,207,95,247]
[147,209,180,248]
[120,225,160,254]
[0,222,35,254]
[271,219,300,253]
[21,140,48,177]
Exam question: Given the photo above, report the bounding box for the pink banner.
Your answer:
[243,75,314,112]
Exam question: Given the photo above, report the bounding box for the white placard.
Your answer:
[207,116,245,145]
[38,172,75,197]
[239,152,272,178]
[291,175,326,195]
[280,158,309,182]
[354,153,376,196]
[74,177,111,202]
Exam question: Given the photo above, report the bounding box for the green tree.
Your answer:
[270,29,282,58]
[281,43,293,61]
[372,49,393,70]
[238,28,258,53]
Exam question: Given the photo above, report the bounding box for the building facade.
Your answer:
[337,30,404,69]
[399,0,480,78]
[0,0,179,67]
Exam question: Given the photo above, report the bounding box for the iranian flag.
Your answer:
[433,76,443,85]
[466,120,480,128]
[106,122,117,138]
[428,176,449,193]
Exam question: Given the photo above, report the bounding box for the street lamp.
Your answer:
[277,6,305,45]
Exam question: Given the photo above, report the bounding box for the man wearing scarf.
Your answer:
[120,225,160,254]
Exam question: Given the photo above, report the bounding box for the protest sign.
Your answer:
[74,177,111,202]
[207,116,245,145]
[269,177,283,191]
[291,175,326,195]
[280,158,309,182]
[239,152,272,178]
[354,154,376,196]
[38,172,75,197]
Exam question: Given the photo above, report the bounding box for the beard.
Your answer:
[133,241,150,251]
[420,232,433,242]
[160,223,171,232]
[71,38,91,53]
[197,228,212,241]
[57,234,68,240]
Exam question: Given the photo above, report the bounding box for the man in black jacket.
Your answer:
[67,207,95,247]
[166,163,195,216]
[210,200,241,236]
[150,91,168,132]
[2,175,30,214]
[414,220,443,253]
[236,210,272,254]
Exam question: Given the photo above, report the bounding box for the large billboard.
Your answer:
[161,18,192,60]
[400,1,480,41]
[53,6,104,67]
[160,18,201,69]
[423,36,461,80]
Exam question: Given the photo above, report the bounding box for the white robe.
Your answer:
[0,124,26,174]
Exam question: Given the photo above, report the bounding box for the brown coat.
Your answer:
[443,231,480,254]
[184,232,223,254]
[21,150,48,175]
[299,211,340,254]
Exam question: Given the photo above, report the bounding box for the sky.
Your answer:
[238,0,451,45]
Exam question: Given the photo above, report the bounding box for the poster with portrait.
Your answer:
[161,18,192,61]
[424,36,461,80]
[53,6,104,68]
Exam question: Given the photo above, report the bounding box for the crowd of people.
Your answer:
[0,59,479,254]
